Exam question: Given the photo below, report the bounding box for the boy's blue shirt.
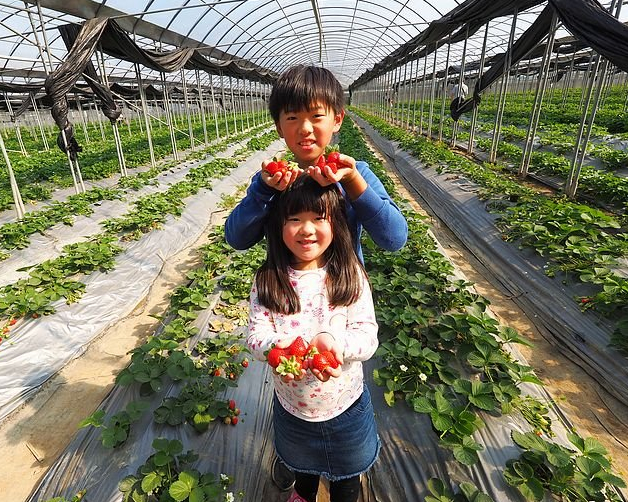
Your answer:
[224,161,408,262]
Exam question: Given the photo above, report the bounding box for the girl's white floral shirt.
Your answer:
[246,265,379,422]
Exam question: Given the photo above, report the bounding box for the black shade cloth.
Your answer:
[549,0,628,73]
[450,5,555,120]
[350,0,543,89]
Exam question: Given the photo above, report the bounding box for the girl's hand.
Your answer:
[261,159,301,191]
[305,332,344,382]
[305,153,357,187]
[273,337,307,383]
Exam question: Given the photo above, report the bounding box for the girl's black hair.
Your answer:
[268,65,344,123]
[255,176,365,315]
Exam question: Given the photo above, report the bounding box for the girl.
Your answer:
[246,175,380,502]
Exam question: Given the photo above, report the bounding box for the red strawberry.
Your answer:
[241,358,249,368]
[288,336,309,357]
[276,355,303,377]
[277,159,289,173]
[8,319,17,326]
[316,155,326,169]
[327,151,341,165]
[267,347,288,368]
[264,161,280,175]
[231,416,239,425]
[229,399,236,410]
[326,162,338,174]
[311,351,339,372]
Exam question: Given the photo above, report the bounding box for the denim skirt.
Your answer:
[273,384,380,481]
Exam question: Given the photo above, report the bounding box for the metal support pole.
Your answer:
[196,69,209,144]
[451,25,470,146]
[565,0,622,197]
[160,73,179,161]
[181,69,195,151]
[419,54,428,135]
[209,75,221,140]
[74,94,90,144]
[438,43,451,142]
[97,48,126,176]
[0,128,26,218]
[519,13,558,178]
[30,92,50,151]
[468,23,489,154]
[405,59,414,130]
[427,44,439,140]
[4,93,28,156]
[135,63,156,168]
[489,9,518,163]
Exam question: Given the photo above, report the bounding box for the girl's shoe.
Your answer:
[272,456,295,491]
[286,491,309,502]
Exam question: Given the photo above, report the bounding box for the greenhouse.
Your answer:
[1,0,628,501]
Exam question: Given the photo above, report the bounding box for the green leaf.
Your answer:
[383,390,396,407]
[411,396,434,413]
[432,412,454,432]
[178,470,199,490]
[511,431,549,452]
[140,472,162,493]
[119,475,138,493]
[169,480,191,502]
[78,410,105,428]
[452,443,480,465]
[189,486,206,502]
[518,478,545,501]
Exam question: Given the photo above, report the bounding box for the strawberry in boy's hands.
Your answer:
[307,150,358,187]
[261,157,301,191]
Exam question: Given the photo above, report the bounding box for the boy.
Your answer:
[224,65,407,494]
[224,64,407,263]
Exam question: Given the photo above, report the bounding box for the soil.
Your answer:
[2,139,627,502]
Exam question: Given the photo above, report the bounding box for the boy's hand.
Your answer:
[306,153,366,200]
[261,159,301,191]
[305,153,358,187]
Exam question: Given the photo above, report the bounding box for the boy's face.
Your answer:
[275,103,344,169]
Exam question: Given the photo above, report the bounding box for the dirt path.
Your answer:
[375,144,628,480]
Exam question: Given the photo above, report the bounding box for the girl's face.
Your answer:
[275,103,344,169]
[282,210,333,270]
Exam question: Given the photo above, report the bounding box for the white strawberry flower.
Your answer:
[419,372,428,382]
[225,493,235,502]
[400,364,408,372]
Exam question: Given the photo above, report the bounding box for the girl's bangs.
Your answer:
[282,179,332,218]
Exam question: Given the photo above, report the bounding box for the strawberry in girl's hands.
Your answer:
[287,336,310,358]
[267,347,288,368]
[311,351,339,372]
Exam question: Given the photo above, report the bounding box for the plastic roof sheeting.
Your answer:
[0,0,625,95]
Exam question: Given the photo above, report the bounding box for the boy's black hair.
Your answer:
[255,175,365,315]
[268,65,344,123]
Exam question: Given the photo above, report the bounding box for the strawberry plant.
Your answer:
[42,491,86,502]
[504,431,625,501]
[79,401,150,448]
[118,438,241,502]
[425,477,494,502]
[340,117,552,467]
